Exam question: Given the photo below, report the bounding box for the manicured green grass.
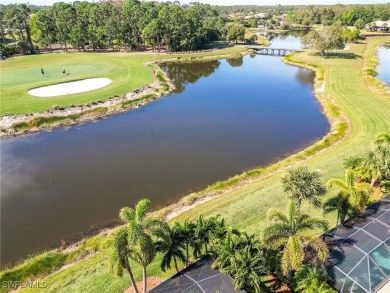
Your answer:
[174,38,390,233]
[2,39,389,293]
[0,47,246,115]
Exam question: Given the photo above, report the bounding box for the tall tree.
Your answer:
[52,2,75,51]
[154,224,186,273]
[35,8,55,52]
[302,25,345,56]
[174,219,195,267]
[109,227,140,293]
[5,4,35,54]
[193,214,218,255]
[323,193,357,226]
[120,199,167,293]
[282,166,326,208]
[263,201,329,276]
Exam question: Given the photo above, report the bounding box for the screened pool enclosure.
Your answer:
[148,256,245,293]
[323,194,390,292]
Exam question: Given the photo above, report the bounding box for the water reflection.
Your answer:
[296,68,315,85]
[226,57,244,67]
[161,60,220,94]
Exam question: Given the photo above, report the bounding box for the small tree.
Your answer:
[342,29,360,43]
[282,166,326,208]
[247,17,258,28]
[302,25,345,56]
[327,170,371,211]
[294,265,336,293]
[263,201,329,276]
[226,22,245,44]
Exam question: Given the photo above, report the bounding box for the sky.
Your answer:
[1,0,389,6]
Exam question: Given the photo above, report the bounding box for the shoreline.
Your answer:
[1,47,346,268]
[0,50,249,139]
[3,39,388,289]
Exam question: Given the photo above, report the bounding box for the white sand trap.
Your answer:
[28,78,112,97]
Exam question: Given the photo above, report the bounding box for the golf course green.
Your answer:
[0,48,246,115]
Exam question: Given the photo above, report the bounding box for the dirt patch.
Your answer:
[123,276,164,293]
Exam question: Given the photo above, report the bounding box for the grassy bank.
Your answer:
[362,38,390,98]
[1,38,390,292]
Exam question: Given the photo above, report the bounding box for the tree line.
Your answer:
[110,133,390,292]
[286,4,390,27]
[0,1,227,55]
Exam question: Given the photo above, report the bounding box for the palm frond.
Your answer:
[135,198,152,221]
[119,207,135,223]
[301,234,329,263]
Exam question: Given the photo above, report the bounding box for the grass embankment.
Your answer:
[362,38,390,98]
[245,29,271,46]
[1,38,390,292]
[0,47,246,116]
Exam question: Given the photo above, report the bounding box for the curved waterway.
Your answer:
[0,35,329,265]
[377,47,390,86]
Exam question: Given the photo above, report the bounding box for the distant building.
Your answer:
[366,20,390,32]
[244,13,267,21]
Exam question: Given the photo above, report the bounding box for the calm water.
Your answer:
[377,47,390,86]
[1,36,329,265]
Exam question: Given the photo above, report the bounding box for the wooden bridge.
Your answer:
[248,46,303,56]
[290,26,312,31]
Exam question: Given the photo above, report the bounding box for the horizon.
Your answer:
[1,0,390,6]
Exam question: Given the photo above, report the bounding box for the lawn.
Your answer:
[1,38,390,293]
[0,47,246,115]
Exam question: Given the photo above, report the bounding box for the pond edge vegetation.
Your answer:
[0,49,248,138]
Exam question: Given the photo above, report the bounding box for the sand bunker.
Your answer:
[28,78,112,97]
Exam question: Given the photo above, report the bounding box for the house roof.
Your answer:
[323,194,390,293]
[148,256,245,293]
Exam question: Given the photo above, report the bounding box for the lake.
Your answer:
[377,47,390,86]
[0,35,329,265]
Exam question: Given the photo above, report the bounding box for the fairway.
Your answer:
[0,53,155,114]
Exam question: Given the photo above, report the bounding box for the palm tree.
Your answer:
[174,219,195,267]
[375,132,390,144]
[109,227,140,293]
[282,166,326,208]
[360,151,384,187]
[323,193,357,226]
[294,265,336,293]
[212,231,237,269]
[213,231,266,292]
[218,245,266,292]
[342,155,362,170]
[155,224,186,273]
[357,133,390,186]
[263,201,329,276]
[130,233,156,293]
[119,199,167,293]
[327,169,371,211]
[193,214,217,255]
